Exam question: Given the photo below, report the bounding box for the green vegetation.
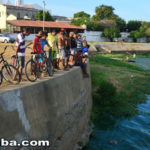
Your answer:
[127,20,142,32]
[90,55,150,122]
[36,10,53,21]
[71,4,150,41]
[129,22,150,41]
[71,5,126,32]
[102,28,121,41]
[92,5,116,21]
[100,53,150,58]
[71,11,104,31]
[74,11,90,18]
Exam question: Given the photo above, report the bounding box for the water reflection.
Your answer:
[135,58,150,70]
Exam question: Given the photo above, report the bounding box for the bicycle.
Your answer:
[0,46,21,85]
[25,50,54,82]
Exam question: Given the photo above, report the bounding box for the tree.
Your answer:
[71,17,90,26]
[130,31,143,39]
[92,5,116,21]
[74,11,90,18]
[102,28,121,41]
[127,20,142,32]
[114,16,126,32]
[86,21,104,31]
[36,10,53,21]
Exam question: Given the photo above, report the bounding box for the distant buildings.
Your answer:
[53,15,73,23]
[7,20,85,33]
[0,4,38,31]
[0,1,82,33]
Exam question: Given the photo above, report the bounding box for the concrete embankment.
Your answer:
[0,64,92,150]
[89,42,150,54]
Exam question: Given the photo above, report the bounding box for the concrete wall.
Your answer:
[0,65,92,150]
[89,42,150,54]
[81,31,130,42]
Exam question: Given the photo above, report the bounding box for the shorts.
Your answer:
[75,62,85,69]
[52,51,57,60]
[65,49,70,57]
[59,48,65,60]
[76,48,82,52]
[17,56,25,69]
[39,53,44,63]
[70,48,76,56]
[57,54,60,59]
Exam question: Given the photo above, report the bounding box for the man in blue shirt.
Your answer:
[40,33,51,62]
[82,44,89,55]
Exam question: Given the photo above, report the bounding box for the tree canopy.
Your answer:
[102,28,121,41]
[92,5,116,21]
[36,10,53,21]
[74,11,90,18]
[127,20,142,32]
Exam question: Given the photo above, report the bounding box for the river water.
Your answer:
[86,58,150,150]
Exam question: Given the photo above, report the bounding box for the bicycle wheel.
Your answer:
[25,59,38,82]
[2,64,21,84]
[46,59,54,76]
[0,71,3,85]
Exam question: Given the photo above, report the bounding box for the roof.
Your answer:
[7,20,85,30]
[24,5,33,8]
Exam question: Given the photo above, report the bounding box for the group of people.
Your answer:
[16,28,89,80]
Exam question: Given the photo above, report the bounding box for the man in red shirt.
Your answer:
[33,31,43,54]
[33,31,44,77]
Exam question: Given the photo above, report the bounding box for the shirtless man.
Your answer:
[58,29,67,70]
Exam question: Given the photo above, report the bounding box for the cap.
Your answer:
[61,28,66,32]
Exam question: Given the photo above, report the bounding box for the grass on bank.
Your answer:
[101,53,150,58]
[90,55,150,121]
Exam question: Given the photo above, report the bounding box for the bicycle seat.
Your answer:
[11,55,17,59]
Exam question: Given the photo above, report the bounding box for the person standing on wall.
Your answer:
[82,36,88,47]
[15,28,31,81]
[58,29,68,71]
[69,32,77,66]
[47,30,59,70]
[76,34,83,52]
[64,32,71,68]
[33,30,44,77]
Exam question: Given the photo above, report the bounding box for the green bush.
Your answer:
[94,81,117,106]
[102,28,121,41]
[127,20,142,32]
[86,21,104,31]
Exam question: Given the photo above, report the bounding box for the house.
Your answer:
[0,4,38,31]
[7,20,85,33]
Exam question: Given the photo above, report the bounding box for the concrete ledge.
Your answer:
[0,65,92,150]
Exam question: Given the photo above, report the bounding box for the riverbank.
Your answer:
[89,42,150,54]
[89,55,150,121]
[84,55,150,150]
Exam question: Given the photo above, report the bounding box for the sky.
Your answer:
[6,0,150,22]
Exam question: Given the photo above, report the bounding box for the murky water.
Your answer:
[86,96,150,150]
[86,58,150,150]
[135,58,150,70]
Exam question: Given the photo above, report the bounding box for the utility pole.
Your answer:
[43,0,46,31]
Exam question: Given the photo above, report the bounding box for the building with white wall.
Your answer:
[0,4,38,31]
